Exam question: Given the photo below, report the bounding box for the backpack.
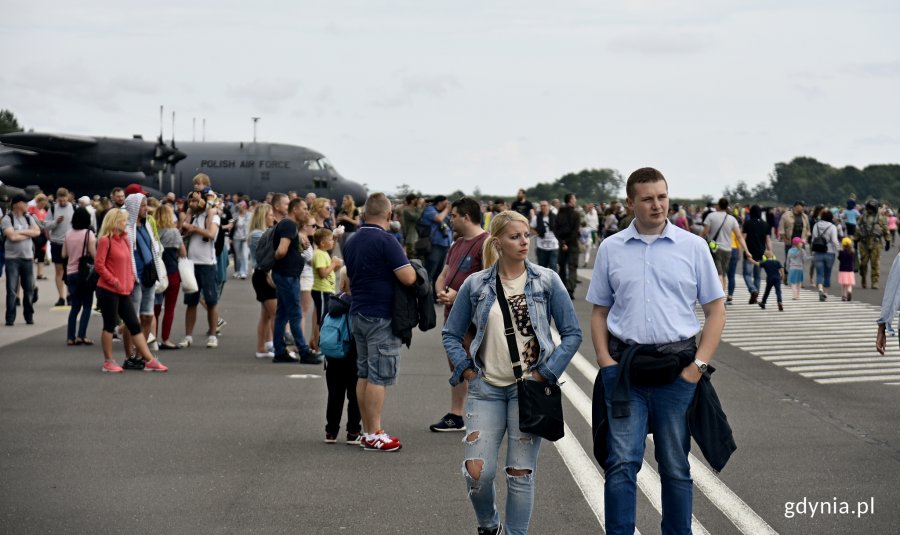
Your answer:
[319,313,351,358]
[319,293,353,358]
[254,225,278,272]
[413,213,433,257]
[811,223,830,253]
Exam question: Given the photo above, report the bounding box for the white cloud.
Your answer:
[608,32,715,56]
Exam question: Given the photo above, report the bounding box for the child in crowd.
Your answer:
[786,237,807,300]
[389,220,403,245]
[311,228,343,330]
[321,290,361,445]
[838,237,856,301]
[757,249,784,311]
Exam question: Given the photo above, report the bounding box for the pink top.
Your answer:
[64,229,96,275]
[95,233,135,296]
[888,215,897,231]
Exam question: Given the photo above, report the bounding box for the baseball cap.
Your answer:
[11,194,28,205]
[791,237,804,245]
[125,183,149,195]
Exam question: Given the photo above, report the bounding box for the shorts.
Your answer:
[130,281,156,316]
[351,313,401,387]
[252,269,276,302]
[184,264,219,306]
[300,268,314,292]
[50,242,66,265]
[712,248,731,275]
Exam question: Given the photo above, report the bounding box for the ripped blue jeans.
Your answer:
[463,376,542,535]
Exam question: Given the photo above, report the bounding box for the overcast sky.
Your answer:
[2,0,898,199]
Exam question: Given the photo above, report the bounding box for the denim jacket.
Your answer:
[442,260,582,386]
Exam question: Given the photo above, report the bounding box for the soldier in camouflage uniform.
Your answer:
[855,199,889,289]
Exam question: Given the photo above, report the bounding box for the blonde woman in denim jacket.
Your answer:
[442,210,582,535]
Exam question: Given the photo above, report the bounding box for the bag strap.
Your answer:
[711,215,727,242]
[81,230,90,257]
[444,236,483,292]
[495,272,525,383]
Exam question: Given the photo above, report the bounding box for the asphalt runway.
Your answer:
[2,246,899,534]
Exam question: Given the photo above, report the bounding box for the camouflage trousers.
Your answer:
[859,242,881,287]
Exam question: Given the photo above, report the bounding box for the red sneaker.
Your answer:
[102,361,124,373]
[363,431,402,452]
[144,358,169,372]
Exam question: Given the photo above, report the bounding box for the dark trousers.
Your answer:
[425,244,448,292]
[5,258,34,324]
[325,356,361,435]
[558,246,579,296]
[536,247,558,272]
[761,277,782,304]
[311,290,331,325]
[96,287,142,335]
[65,273,93,340]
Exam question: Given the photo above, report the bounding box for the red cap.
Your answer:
[125,183,149,196]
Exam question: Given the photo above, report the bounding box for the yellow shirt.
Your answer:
[311,248,335,293]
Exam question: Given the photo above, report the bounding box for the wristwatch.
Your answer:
[694,359,709,373]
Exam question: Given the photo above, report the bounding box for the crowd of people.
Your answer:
[2,171,899,535]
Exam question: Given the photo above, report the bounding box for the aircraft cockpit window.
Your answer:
[319,158,336,171]
[304,160,323,170]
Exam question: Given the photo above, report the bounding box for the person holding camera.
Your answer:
[178,187,221,349]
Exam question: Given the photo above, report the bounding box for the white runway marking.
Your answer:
[695,285,899,385]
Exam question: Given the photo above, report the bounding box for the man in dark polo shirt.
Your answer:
[272,196,321,364]
[429,197,488,433]
[344,192,416,452]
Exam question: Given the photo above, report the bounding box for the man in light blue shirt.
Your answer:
[587,167,726,535]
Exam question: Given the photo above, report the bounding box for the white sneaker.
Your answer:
[177,336,193,348]
[207,336,218,348]
[265,341,274,352]
[255,351,275,359]
[149,340,159,351]
[147,333,156,344]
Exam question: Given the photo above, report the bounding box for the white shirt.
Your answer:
[187,211,220,265]
[704,211,740,252]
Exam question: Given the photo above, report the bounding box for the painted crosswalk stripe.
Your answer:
[693,284,897,385]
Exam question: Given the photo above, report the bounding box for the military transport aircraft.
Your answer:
[0,131,368,203]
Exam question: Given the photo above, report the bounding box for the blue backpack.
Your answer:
[319,293,353,358]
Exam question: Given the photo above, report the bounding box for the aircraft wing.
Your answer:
[0,147,35,167]
[0,132,97,157]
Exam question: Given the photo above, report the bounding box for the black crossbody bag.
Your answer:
[495,273,565,442]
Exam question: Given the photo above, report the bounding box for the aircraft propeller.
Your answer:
[150,107,186,193]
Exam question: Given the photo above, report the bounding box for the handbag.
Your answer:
[76,231,99,290]
[151,233,169,294]
[495,273,565,442]
[178,257,199,293]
